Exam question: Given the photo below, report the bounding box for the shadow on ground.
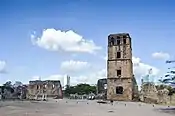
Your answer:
[156,108,175,115]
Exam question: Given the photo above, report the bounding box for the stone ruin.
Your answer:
[96,78,107,100]
[140,82,158,103]
[105,32,174,104]
[157,88,169,104]
[26,80,63,100]
[140,82,175,104]
[139,68,175,104]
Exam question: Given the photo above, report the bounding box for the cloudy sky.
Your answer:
[0,0,175,87]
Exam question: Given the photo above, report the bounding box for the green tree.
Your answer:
[64,83,96,96]
[1,81,14,93]
[156,84,166,90]
[3,81,12,87]
[166,86,175,96]
[166,86,175,103]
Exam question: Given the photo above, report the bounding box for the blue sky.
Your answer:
[0,0,175,86]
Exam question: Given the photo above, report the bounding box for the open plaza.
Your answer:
[0,99,174,116]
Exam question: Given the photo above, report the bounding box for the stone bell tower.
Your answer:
[107,33,137,101]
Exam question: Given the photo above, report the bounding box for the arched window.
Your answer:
[36,85,39,90]
[52,84,55,89]
[43,84,47,89]
[117,39,120,45]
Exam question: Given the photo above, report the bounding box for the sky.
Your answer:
[0,0,175,87]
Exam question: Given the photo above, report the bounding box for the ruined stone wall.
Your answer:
[156,89,175,105]
[157,89,169,104]
[169,94,175,104]
[140,83,158,103]
[107,78,133,101]
[107,60,133,79]
[108,45,132,60]
[27,80,62,100]
[97,78,107,94]
[132,76,139,101]
[139,83,175,104]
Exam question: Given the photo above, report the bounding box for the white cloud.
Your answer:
[60,60,91,73]
[0,60,7,73]
[42,74,66,87]
[29,55,160,87]
[29,56,160,88]
[104,55,107,60]
[152,52,170,60]
[31,28,101,54]
[132,56,160,84]
[34,69,106,87]
[58,56,160,86]
[70,68,106,85]
[28,59,104,87]
[30,34,35,39]
[31,76,41,80]
[30,31,36,41]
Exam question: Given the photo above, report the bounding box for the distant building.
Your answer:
[66,75,70,88]
[96,78,107,99]
[26,80,63,100]
[97,78,107,94]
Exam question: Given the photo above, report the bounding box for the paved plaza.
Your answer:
[0,99,174,116]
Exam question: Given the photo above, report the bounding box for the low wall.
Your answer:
[140,93,175,105]
[167,95,175,105]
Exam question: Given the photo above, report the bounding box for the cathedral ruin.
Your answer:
[26,80,63,100]
[107,33,138,101]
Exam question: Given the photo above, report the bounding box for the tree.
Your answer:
[1,81,14,94]
[13,81,23,88]
[64,83,96,96]
[3,81,12,87]
[166,86,175,96]
[166,86,175,103]
[156,84,166,90]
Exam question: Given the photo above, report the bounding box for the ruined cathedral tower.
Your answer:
[107,33,137,101]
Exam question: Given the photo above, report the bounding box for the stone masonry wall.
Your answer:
[107,60,132,79]
[27,80,62,100]
[107,78,133,101]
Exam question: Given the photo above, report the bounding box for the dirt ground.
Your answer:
[0,99,174,116]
